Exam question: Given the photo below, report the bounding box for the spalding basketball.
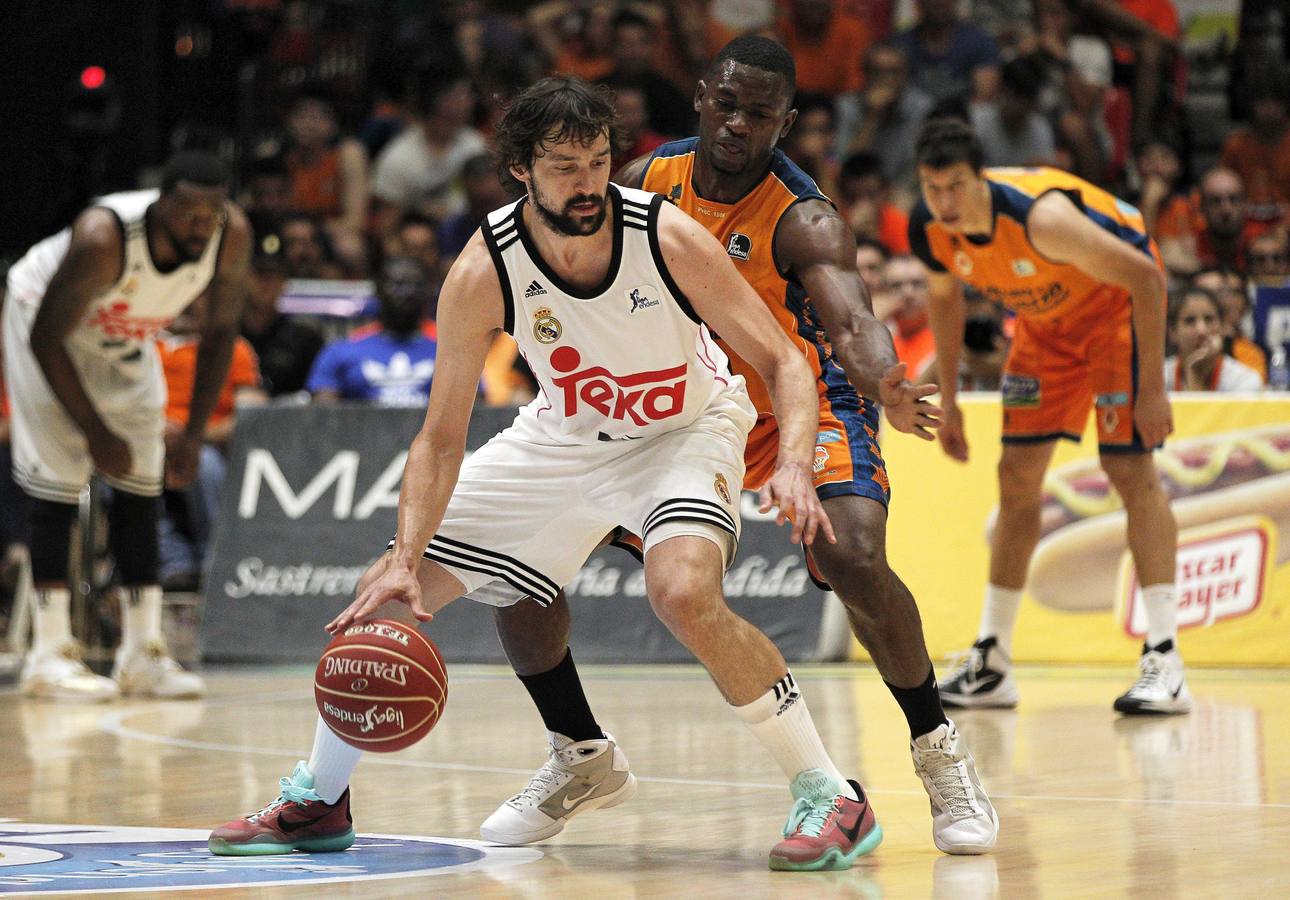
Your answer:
[314,619,447,753]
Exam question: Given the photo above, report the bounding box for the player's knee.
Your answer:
[648,578,723,640]
[816,534,887,607]
[107,490,160,585]
[29,498,77,583]
[1099,454,1161,501]
[996,458,1047,507]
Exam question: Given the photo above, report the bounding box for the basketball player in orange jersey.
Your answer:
[211,75,891,871]
[486,37,998,856]
[909,118,1190,715]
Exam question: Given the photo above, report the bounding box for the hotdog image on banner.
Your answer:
[985,424,1290,623]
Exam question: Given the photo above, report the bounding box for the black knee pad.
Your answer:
[28,498,77,582]
[107,490,160,585]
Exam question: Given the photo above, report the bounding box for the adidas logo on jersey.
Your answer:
[524,280,548,298]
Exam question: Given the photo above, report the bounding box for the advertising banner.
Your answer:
[874,394,1290,666]
[202,405,827,663]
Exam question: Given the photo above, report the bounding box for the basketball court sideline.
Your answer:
[3,663,1289,897]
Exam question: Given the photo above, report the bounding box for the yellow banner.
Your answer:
[869,395,1290,666]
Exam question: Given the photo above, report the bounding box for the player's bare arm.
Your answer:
[654,200,834,546]
[328,233,504,633]
[28,207,131,477]
[1026,190,1173,446]
[168,202,252,488]
[924,269,969,462]
[613,152,652,190]
[777,199,942,441]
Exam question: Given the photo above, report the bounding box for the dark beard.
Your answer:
[530,180,607,237]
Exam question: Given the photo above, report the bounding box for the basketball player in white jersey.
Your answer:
[211,77,880,871]
[2,151,251,700]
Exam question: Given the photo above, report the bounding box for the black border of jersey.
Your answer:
[512,185,625,300]
[645,193,702,325]
[481,213,517,335]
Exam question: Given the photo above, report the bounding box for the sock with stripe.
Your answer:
[732,671,858,801]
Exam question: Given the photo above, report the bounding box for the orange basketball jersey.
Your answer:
[640,138,845,414]
[909,167,1158,326]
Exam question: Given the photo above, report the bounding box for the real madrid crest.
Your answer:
[532,307,562,344]
[714,472,731,505]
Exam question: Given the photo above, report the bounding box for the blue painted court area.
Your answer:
[0,823,540,893]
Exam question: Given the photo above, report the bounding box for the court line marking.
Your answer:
[95,698,1290,812]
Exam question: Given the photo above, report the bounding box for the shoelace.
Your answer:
[945,646,985,683]
[509,749,572,807]
[782,795,839,838]
[1129,654,1167,696]
[251,772,323,820]
[918,746,976,821]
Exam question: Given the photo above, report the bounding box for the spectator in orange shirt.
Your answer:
[855,237,897,322]
[529,0,616,83]
[1192,267,1269,382]
[839,152,911,254]
[777,0,870,97]
[1219,67,1290,224]
[156,299,267,590]
[1134,139,1194,239]
[884,254,937,382]
[1159,167,1269,277]
[282,87,369,271]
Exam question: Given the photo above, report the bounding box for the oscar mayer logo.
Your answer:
[1119,516,1273,636]
[549,345,686,425]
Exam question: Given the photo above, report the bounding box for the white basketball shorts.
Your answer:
[2,287,166,504]
[413,390,753,608]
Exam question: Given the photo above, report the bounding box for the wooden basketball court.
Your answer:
[3,662,1289,897]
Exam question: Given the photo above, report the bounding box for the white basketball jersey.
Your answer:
[5,189,223,360]
[483,184,749,445]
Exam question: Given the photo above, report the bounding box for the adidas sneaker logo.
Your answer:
[524,280,548,298]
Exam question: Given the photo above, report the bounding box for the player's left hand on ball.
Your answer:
[760,460,835,546]
[879,362,942,441]
[326,564,433,635]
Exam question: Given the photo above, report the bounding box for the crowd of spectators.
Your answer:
[1,0,1289,600]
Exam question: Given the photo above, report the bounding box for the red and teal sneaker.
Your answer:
[769,769,883,871]
[208,762,355,856]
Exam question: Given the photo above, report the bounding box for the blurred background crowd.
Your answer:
[0,0,1288,597]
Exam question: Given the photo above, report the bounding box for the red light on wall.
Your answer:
[80,66,107,90]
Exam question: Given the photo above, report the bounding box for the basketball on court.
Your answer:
[314,619,447,753]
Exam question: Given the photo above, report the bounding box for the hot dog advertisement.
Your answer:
[1022,424,1290,613]
[873,395,1290,666]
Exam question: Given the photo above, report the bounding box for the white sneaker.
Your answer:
[20,642,120,702]
[938,637,1019,709]
[912,719,999,855]
[1113,640,1191,715]
[112,641,205,699]
[480,731,637,845]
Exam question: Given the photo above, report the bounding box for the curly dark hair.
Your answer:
[493,76,619,175]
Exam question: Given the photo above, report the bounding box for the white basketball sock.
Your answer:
[978,584,1024,655]
[731,672,858,801]
[308,716,362,804]
[1141,583,1178,649]
[120,585,164,652]
[32,587,73,653]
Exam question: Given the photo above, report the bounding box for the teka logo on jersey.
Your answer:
[549,345,686,425]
